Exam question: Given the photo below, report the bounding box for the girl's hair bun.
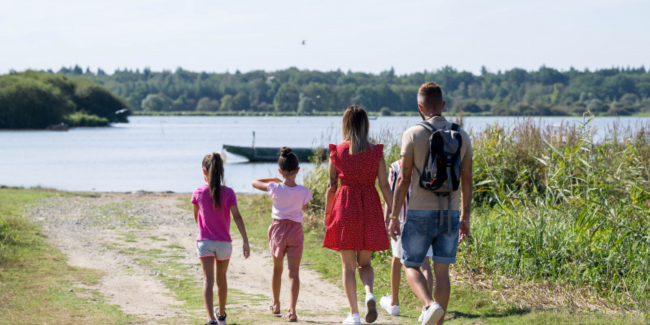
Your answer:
[280,146,293,157]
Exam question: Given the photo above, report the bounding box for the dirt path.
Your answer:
[25,192,400,325]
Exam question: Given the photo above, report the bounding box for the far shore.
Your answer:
[130,111,650,118]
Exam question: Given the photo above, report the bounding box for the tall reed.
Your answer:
[304,116,650,313]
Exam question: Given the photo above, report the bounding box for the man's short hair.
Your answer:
[417,82,443,111]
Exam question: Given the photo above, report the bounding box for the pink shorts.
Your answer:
[268,219,304,259]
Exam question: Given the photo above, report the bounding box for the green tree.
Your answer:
[297,93,313,115]
[196,97,219,112]
[220,95,234,111]
[141,94,166,112]
[233,92,250,111]
[273,84,299,112]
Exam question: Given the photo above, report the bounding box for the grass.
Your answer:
[0,187,137,324]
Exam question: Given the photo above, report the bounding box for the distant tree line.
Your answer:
[0,71,129,129]
[52,65,650,116]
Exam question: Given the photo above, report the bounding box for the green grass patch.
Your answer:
[0,187,137,324]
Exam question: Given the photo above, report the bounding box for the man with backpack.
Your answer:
[389,82,473,325]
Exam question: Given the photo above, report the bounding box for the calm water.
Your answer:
[1,116,647,193]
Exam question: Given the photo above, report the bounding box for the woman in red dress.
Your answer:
[323,105,393,325]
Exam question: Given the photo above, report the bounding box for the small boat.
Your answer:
[46,123,69,131]
[223,145,328,162]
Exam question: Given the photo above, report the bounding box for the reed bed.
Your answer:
[303,116,650,315]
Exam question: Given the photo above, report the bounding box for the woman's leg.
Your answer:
[215,259,230,317]
[287,256,301,314]
[272,255,284,311]
[200,256,216,320]
[357,250,374,295]
[339,250,359,314]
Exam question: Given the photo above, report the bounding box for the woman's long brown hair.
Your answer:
[202,153,224,210]
[342,105,371,155]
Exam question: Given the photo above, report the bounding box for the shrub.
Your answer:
[65,112,110,127]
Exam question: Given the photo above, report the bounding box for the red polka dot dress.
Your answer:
[323,142,390,252]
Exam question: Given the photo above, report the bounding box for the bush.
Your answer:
[65,112,110,127]
[379,107,392,116]
[0,71,128,129]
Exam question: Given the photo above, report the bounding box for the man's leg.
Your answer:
[429,210,460,325]
[421,257,434,301]
[432,262,450,325]
[419,256,433,313]
[401,210,435,309]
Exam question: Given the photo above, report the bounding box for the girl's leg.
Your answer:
[339,250,358,314]
[357,250,374,295]
[200,256,216,320]
[215,259,230,317]
[286,256,301,314]
[390,257,402,306]
[272,255,284,311]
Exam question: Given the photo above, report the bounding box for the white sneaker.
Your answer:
[421,302,444,325]
[379,296,400,316]
[342,313,361,324]
[418,310,425,322]
[365,293,377,323]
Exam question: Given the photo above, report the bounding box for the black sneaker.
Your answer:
[205,320,218,325]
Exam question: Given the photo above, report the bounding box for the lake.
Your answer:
[1,115,647,193]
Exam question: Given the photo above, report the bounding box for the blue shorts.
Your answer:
[401,210,460,267]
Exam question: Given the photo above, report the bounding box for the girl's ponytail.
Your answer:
[202,153,224,210]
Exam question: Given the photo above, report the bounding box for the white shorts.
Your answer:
[196,240,232,260]
[391,237,432,259]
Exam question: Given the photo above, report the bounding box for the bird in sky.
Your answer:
[301,40,305,45]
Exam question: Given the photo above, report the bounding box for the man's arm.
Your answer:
[459,156,473,242]
[389,155,414,240]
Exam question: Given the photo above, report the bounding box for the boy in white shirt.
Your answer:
[380,160,433,321]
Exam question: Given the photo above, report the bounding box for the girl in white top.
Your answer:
[252,147,312,322]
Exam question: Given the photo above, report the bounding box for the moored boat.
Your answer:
[223,145,328,162]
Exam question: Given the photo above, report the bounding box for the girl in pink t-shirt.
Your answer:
[192,152,250,325]
[252,147,312,323]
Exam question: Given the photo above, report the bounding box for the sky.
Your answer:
[1,0,648,75]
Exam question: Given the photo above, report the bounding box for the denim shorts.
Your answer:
[401,210,460,267]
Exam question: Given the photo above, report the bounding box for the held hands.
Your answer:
[458,213,470,243]
[388,217,400,241]
[242,241,250,259]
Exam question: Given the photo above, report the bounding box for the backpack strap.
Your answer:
[451,123,459,132]
[418,120,437,133]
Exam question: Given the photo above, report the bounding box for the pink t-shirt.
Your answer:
[267,182,312,223]
[191,184,237,242]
